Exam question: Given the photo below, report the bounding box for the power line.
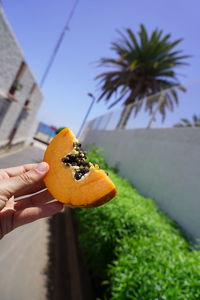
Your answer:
[39,0,79,88]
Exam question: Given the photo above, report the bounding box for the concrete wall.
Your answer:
[83,128,200,241]
[0,8,43,148]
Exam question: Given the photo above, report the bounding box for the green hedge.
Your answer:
[75,147,200,299]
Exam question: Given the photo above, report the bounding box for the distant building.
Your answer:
[35,122,56,144]
[0,7,43,152]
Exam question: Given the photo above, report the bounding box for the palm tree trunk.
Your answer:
[146,92,165,129]
[116,104,133,129]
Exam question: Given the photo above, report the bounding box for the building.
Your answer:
[35,122,56,144]
[0,7,43,152]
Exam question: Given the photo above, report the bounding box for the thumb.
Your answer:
[0,162,49,201]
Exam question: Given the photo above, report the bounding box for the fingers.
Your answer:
[0,198,15,239]
[15,181,46,198]
[1,196,15,212]
[0,209,15,239]
[2,164,39,177]
[15,189,54,210]
[0,162,49,200]
[0,164,38,181]
[0,199,6,211]
[1,163,47,197]
[13,201,64,228]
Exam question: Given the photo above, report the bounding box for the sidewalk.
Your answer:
[0,145,49,300]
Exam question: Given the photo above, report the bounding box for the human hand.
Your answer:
[0,162,64,239]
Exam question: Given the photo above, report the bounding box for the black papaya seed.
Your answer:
[74,172,82,180]
[73,142,81,148]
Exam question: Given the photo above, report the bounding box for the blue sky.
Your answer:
[2,0,200,133]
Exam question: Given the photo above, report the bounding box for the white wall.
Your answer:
[83,128,200,241]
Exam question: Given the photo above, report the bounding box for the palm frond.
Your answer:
[95,25,190,128]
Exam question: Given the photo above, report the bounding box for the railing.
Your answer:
[82,80,200,134]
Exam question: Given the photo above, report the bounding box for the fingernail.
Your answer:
[35,162,49,173]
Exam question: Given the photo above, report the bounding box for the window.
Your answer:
[23,82,36,110]
[23,99,30,111]
[8,61,26,96]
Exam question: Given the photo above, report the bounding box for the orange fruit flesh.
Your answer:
[43,128,116,208]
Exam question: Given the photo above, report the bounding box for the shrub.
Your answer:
[55,127,65,135]
[75,148,200,299]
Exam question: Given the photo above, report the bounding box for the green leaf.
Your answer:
[95,25,190,128]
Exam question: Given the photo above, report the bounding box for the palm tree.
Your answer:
[174,115,200,127]
[96,25,189,129]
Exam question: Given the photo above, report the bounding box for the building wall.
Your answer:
[0,11,22,96]
[13,86,43,144]
[83,128,200,241]
[0,8,43,148]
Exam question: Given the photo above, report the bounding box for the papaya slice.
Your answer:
[43,128,116,208]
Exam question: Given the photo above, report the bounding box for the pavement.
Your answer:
[0,144,49,300]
